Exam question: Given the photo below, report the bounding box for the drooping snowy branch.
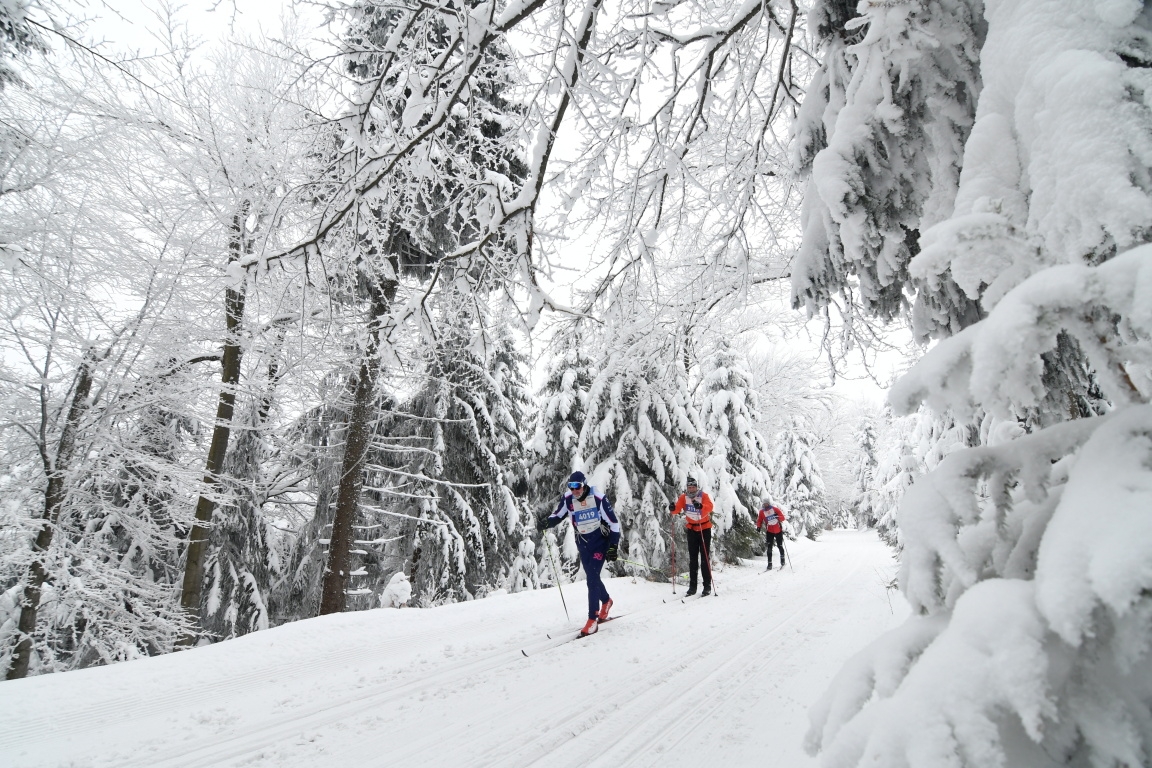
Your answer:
[891,244,1152,420]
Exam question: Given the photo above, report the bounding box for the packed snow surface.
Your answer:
[0,531,904,768]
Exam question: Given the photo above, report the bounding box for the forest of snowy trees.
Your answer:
[4,0,1152,764]
[0,0,858,679]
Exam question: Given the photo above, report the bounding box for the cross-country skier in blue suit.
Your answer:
[537,471,621,636]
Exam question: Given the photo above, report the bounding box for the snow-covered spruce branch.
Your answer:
[807,404,1152,768]
[356,502,451,526]
[890,244,1152,419]
[807,246,1152,766]
[362,466,492,489]
[792,0,983,330]
[894,414,1102,614]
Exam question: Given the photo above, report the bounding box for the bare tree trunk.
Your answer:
[7,351,98,680]
[319,271,396,615]
[178,206,250,647]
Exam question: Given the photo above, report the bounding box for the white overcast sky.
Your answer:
[80,0,313,52]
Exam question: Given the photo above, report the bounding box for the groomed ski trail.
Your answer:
[469,544,865,768]
[1,531,904,768]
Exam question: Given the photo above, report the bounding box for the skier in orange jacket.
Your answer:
[756,499,786,570]
[669,477,714,596]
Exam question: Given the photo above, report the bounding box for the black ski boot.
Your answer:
[685,587,697,597]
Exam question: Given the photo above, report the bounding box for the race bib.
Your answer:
[686,504,702,521]
[571,496,601,534]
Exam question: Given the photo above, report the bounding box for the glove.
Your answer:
[536,515,549,533]
[756,525,762,531]
[668,503,676,512]
[605,545,618,562]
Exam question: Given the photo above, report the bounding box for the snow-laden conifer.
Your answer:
[849,417,880,529]
[805,3,1152,766]
[792,0,985,332]
[202,348,288,640]
[528,332,596,500]
[578,339,702,575]
[696,340,774,560]
[315,0,529,614]
[870,438,915,550]
[377,311,534,604]
[507,537,540,593]
[266,380,361,623]
[772,421,827,540]
[527,330,597,573]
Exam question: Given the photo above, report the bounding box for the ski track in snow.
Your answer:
[0,531,905,768]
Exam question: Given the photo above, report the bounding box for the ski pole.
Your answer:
[782,536,795,573]
[670,521,677,594]
[542,530,570,621]
[617,556,662,572]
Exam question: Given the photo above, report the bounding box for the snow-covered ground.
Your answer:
[1,530,905,768]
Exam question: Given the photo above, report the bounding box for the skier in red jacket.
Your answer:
[669,477,714,596]
[756,499,786,570]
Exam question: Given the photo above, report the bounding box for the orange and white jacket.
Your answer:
[672,492,713,531]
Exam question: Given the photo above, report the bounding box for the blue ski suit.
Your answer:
[542,487,621,619]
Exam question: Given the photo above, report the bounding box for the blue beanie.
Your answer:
[568,471,586,485]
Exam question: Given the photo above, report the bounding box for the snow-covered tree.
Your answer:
[747,345,836,439]
[265,376,361,624]
[808,397,867,524]
[0,11,331,672]
[376,307,534,604]
[696,339,774,560]
[93,32,322,644]
[791,0,984,335]
[526,329,597,578]
[0,0,45,89]
[528,330,597,503]
[849,416,880,528]
[804,3,1152,766]
[772,421,828,540]
[871,437,915,550]
[202,339,289,641]
[578,336,702,575]
[863,408,973,550]
[315,0,531,615]
[0,54,216,677]
[506,536,539,593]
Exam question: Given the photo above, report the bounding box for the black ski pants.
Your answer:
[686,527,713,591]
[765,530,785,566]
